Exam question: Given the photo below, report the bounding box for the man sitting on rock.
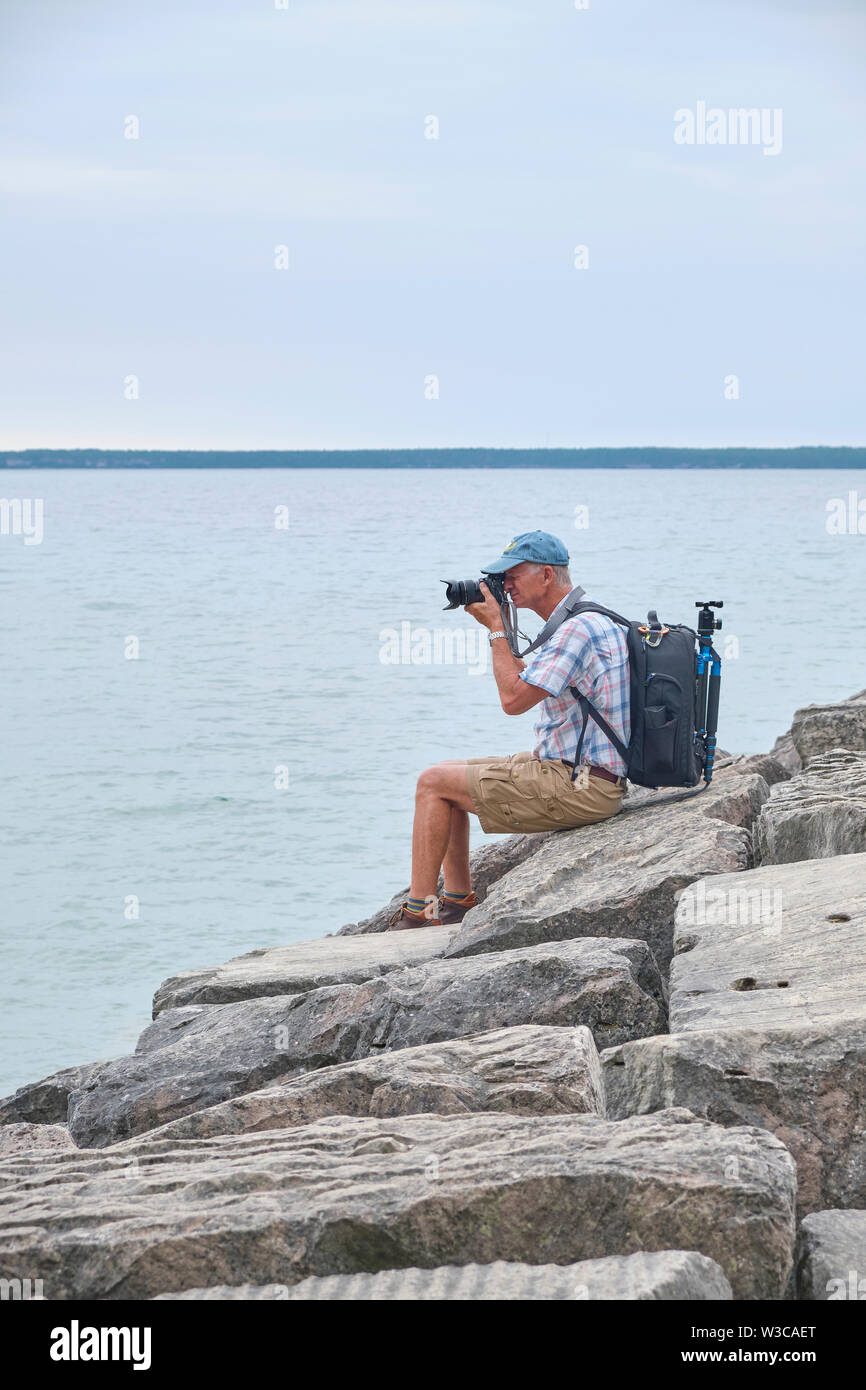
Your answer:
[388,530,630,931]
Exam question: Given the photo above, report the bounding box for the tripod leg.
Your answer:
[704,650,722,783]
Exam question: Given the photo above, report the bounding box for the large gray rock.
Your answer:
[769,687,866,776]
[602,1017,866,1214]
[769,730,802,777]
[791,695,866,765]
[796,1210,866,1300]
[0,1123,76,1158]
[67,938,664,1147]
[754,749,866,864]
[155,1250,732,1301]
[443,765,769,971]
[339,832,552,935]
[154,926,459,1015]
[0,1109,795,1300]
[0,1059,109,1126]
[670,853,866,1032]
[136,1026,604,1141]
[735,752,792,787]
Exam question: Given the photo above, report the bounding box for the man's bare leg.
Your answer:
[442,805,471,895]
[436,755,500,895]
[410,763,476,903]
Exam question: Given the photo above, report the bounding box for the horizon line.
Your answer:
[5,444,866,451]
[5,444,866,457]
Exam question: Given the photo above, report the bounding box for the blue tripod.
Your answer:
[695,601,723,784]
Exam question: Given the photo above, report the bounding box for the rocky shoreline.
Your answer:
[1,689,864,1301]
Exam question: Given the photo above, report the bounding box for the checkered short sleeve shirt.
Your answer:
[519,600,631,775]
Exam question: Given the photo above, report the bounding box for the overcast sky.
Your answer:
[1,0,864,449]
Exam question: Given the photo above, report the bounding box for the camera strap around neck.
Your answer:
[518,585,587,657]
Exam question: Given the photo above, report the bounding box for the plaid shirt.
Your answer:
[519,596,630,775]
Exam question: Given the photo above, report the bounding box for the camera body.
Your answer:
[441,573,507,610]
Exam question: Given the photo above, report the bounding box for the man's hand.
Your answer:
[465,580,544,713]
[465,580,504,631]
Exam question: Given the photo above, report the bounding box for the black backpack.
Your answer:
[524,592,706,789]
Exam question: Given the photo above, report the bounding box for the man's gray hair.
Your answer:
[529,561,572,588]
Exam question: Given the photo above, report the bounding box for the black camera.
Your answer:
[441,573,507,610]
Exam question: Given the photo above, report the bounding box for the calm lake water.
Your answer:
[2,467,863,1095]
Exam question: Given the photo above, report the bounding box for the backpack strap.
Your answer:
[567,606,631,777]
[519,586,587,656]
[523,594,632,780]
[522,592,632,656]
[570,689,630,764]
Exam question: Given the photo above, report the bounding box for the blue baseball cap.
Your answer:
[481,530,570,574]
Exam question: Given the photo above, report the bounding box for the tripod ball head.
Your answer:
[695,600,723,637]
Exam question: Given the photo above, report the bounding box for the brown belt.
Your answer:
[560,760,621,785]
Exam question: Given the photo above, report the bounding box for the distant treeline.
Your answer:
[4,447,865,469]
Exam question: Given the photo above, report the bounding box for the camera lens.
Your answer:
[441,579,484,609]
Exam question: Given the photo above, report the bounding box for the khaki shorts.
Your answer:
[465,750,625,834]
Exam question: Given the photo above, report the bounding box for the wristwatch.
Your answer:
[488,631,508,645]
